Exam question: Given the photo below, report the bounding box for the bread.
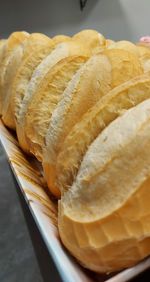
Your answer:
[43,48,143,197]
[1,35,30,127]
[136,45,150,72]
[15,37,103,154]
[59,98,150,273]
[1,29,150,274]
[0,39,7,58]
[108,40,139,55]
[0,31,29,116]
[24,55,88,165]
[57,72,150,194]
[10,36,55,130]
[52,35,70,44]
[1,33,53,129]
[73,29,106,54]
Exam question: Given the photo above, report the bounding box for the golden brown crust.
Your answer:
[24,55,88,163]
[0,32,29,116]
[11,38,53,130]
[52,35,70,44]
[73,29,106,54]
[59,99,150,273]
[56,72,150,194]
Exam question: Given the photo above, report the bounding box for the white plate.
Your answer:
[0,120,150,282]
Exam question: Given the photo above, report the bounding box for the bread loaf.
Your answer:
[1,29,150,274]
[24,55,88,164]
[43,49,143,197]
[56,72,150,194]
[1,33,53,129]
[59,98,150,273]
[0,31,29,116]
[10,35,54,131]
[15,36,103,154]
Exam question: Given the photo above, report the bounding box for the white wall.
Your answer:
[0,0,150,42]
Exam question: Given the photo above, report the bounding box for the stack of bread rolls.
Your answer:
[1,29,150,273]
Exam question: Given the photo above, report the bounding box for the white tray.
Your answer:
[0,120,150,282]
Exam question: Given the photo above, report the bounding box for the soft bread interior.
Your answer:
[24,55,87,163]
[59,99,150,272]
[57,72,150,193]
[43,48,143,196]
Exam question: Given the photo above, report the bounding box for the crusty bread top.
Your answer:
[21,33,52,61]
[52,35,70,44]
[24,55,87,160]
[0,31,30,87]
[108,40,139,55]
[0,39,6,61]
[4,31,29,51]
[2,44,26,118]
[73,29,105,53]
[11,38,54,129]
[0,32,29,116]
[61,98,150,222]
[1,34,52,129]
[136,45,150,72]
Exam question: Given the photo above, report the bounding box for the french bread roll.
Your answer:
[0,31,29,116]
[10,36,55,130]
[15,38,99,153]
[59,98,150,273]
[2,33,69,129]
[1,36,32,127]
[24,55,88,164]
[43,48,143,197]
[57,72,150,194]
